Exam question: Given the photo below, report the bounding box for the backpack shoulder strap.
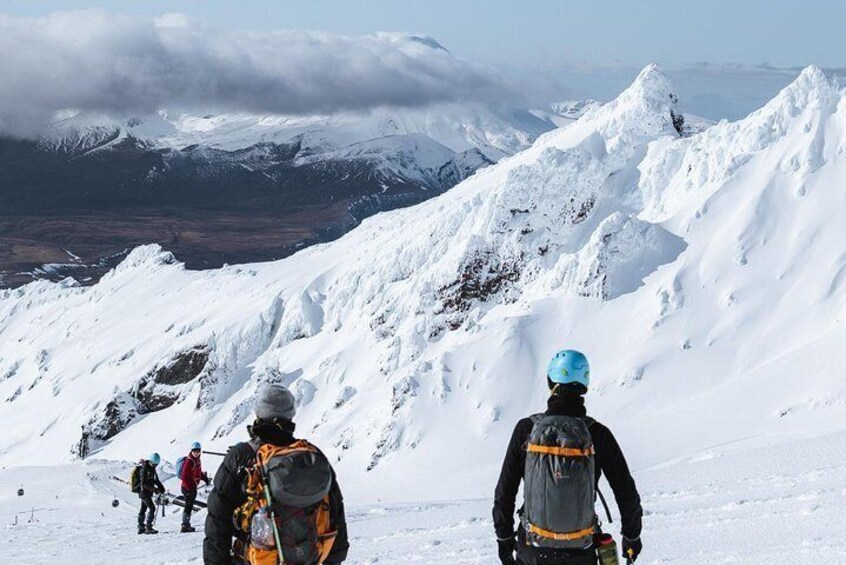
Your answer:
[583,416,596,427]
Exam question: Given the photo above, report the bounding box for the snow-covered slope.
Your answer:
[2,64,845,504]
[5,430,845,564]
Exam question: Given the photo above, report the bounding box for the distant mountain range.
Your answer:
[0,104,555,287]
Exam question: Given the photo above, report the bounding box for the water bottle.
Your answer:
[595,533,620,565]
[250,507,277,550]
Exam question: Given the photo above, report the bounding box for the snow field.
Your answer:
[3,429,844,564]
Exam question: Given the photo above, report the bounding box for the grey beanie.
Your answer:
[255,384,296,421]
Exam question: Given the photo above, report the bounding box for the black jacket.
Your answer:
[493,392,643,544]
[138,461,165,497]
[203,421,349,565]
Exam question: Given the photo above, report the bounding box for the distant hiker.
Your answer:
[137,453,165,535]
[178,441,210,533]
[79,426,90,459]
[204,384,349,564]
[493,350,643,565]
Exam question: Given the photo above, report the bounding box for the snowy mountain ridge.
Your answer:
[2,64,845,503]
[36,103,552,175]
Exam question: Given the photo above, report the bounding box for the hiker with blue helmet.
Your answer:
[178,441,210,533]
[493,350,643,565]
[138,452,165,534]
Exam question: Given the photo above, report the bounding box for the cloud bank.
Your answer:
[0,12,513,137]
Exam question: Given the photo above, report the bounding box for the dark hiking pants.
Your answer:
[182,486,197,527]
[138,493,156,528]
[518,548,597,565]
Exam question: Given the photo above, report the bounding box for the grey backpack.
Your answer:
[521,414,596,549]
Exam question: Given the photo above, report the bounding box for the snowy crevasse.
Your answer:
[2,65,846,501]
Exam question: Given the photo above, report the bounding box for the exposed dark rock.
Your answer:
[439,251,522,316]
[132,347,209,411]
[86,393,140,442]
[82,347,209,449]
[671,109,685,136]
[147,347,209,386]
[572,195,595,224]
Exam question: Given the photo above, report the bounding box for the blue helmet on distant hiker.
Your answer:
[546,349,590,389]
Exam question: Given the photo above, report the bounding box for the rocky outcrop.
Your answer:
[82,347,209,448]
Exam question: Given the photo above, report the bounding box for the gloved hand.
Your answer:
[622,536,642,563]
[497,536,516,565]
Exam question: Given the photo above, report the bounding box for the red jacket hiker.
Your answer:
[180,453,208,492]
[179,444,210,533]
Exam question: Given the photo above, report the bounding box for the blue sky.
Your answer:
[4,0,844,68]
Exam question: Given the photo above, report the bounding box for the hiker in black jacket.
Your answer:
[493,350,643,565]
[138,453,165,534]
[204,384,349,565]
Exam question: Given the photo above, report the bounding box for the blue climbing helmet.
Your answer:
[546,350,590,388]
[148,452,161,466]
[191,441,202,451]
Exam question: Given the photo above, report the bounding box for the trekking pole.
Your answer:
[203,450,227,457]
[257,460,286,565]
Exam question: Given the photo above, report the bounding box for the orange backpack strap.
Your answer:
[315,494,338,564]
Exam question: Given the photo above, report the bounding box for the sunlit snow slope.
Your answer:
[2,64,845,503]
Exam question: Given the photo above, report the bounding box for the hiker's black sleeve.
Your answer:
[593,422,643,540]
[204,444,251,565]
[324,469,349,564]
[154,472,165,494]
[493,418,532,540]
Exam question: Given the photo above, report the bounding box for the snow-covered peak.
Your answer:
[110,245,179,275]
[638,65,845,223]
[39,110,178,153]
[370,32,451,54]
[756,64,841,117]
[586,64,680,141]
[622,63,675,106]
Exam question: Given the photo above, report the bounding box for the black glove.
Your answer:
[497,536,516,565]
[622,536,642,563]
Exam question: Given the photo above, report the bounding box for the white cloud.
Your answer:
[0,11,514,137]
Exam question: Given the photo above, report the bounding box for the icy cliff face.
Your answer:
[2,65,845,501]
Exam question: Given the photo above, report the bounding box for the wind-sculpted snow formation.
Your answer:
[2,65,845,501]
